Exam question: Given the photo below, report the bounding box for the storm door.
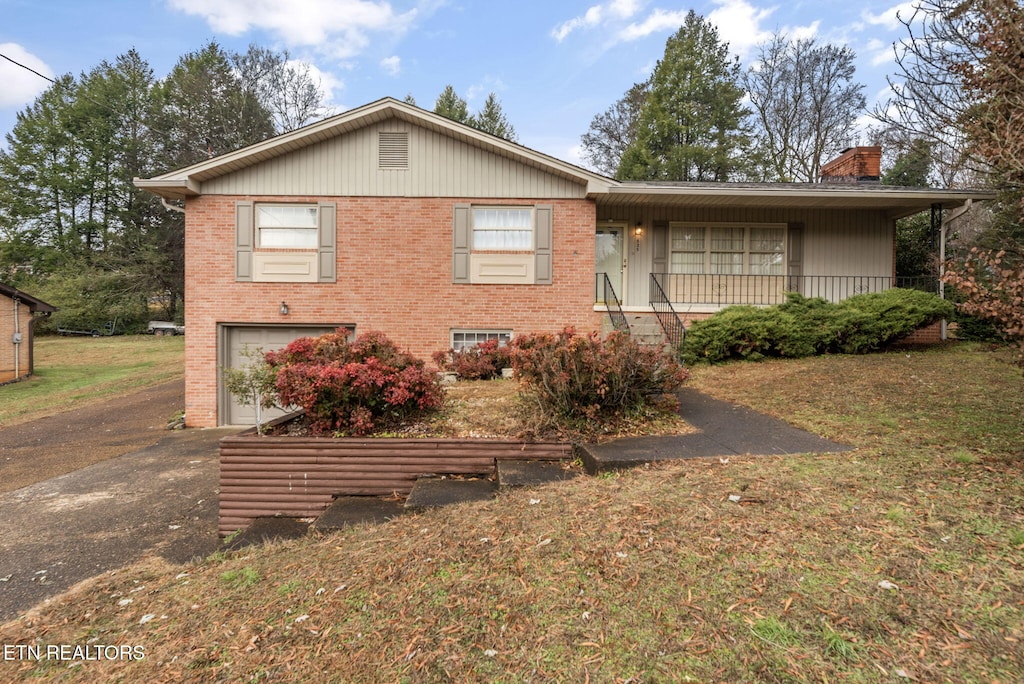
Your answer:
[596,226,626,303]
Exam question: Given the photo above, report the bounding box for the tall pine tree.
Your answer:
[470,93,517,141]
[618,11,751,182]
[432,85,470,124]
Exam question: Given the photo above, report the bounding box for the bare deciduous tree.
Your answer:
[579,81,648,177]
[232,44,327,134]
[871,1,982,187]
[745,36,866,182]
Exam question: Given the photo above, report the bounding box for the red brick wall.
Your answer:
[184,195,601,426]
[898,320,945,345]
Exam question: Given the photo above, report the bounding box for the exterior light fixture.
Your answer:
[280,301,289,315]
[634,224,644,237]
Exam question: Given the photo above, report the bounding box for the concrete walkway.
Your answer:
[577,388,852,473]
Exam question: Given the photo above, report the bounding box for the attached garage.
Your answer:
[219,324,348,426]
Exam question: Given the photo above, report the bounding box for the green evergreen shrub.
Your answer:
[683,289,954,364]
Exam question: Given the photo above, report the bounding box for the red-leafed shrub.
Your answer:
[266,329,443,436]
[510,328,689,422]
[431,338,513,380]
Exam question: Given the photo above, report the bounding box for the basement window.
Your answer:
[451,330,512,351]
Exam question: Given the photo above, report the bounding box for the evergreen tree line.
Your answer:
[0,42,327,331]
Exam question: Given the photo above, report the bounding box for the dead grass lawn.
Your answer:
[1,343,1022,683]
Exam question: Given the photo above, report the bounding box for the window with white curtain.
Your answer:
[669,223,786,275]
[472,207,533,250]
[256,205,319,248]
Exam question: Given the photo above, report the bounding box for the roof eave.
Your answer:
[594,184,997,215]
[0,284,57,312]
[133,177,201,201]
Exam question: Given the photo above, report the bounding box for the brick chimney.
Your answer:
[819,146,881,183]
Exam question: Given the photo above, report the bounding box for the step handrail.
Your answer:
[649,273,685,350]
[601,273,630,334]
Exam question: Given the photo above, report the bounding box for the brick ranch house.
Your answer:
[135,97,993,427]
[0,283,55,385]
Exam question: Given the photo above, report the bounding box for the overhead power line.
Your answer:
[0,51,58,85]
[0,49,195,155]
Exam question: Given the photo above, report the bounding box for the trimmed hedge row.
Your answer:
[682,288,954,364]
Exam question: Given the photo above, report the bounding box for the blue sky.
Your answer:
[0,0,918,167]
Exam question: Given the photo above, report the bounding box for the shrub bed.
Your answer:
[431,338,512,380]
[265,330,443,436]
[511,328,689,424]
[683,288,955,364]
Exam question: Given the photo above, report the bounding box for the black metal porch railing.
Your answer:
[650,273,939,308]
[597,273,630,334]
[649,273,686,350]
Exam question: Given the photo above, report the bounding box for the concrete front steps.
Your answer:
[601,312,669,347]
[403,459,578,511]
[223,460,577,550]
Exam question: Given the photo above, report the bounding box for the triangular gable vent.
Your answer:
[378,131,409,169]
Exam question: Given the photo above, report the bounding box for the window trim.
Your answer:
[452,203,552,285]
[669,222,787,276]
[235,200,337,283]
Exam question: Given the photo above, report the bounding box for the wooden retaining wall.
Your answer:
[218,434,571,535]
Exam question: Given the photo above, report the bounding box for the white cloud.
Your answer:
[552,0,801,59]
[867,38,896,67]
[0,43,53,109]
[618,8,690,42]
[465,76,507,105]
[787,20,820,42]
[167,0,418,60]
[299,60,344,104]
[552,0,644,42]
[861,2,917,30]
[706,0,775,60]
[380,55,401,76]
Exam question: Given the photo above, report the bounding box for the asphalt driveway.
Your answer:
[0,380,239,623]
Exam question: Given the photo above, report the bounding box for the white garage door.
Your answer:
[222,325,342,426]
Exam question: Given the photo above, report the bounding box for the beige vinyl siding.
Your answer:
[800,211,892,277]
[202,122,587,199]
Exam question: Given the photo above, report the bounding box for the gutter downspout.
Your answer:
[161,198,185,214]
